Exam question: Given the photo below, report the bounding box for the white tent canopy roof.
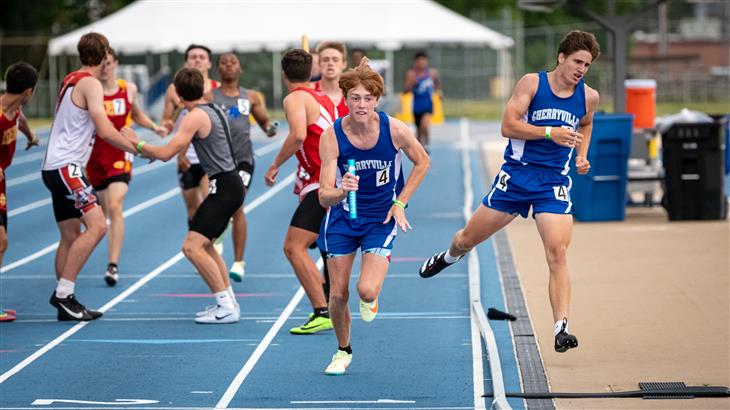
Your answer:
[48,0,513,55]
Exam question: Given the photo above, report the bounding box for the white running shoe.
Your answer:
[195,304,217,317]
[359,299,378,322]
[194,305,239,324]
[325,350,352,375]
[229,261,245,282]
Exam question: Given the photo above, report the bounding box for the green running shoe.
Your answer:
[290,314,333,334]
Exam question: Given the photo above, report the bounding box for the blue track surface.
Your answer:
[0,124,523,409]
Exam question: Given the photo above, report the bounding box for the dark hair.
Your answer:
[174,68,204,102]
[339,57,384,98]
[351,47,366,55]
[557,30,601,62]
[185,44,212,61]
[414,51,428,60]
[78,32,109,66]
[217,52,239,66]
[281,49,312,82]
[4,62,39,94]
[107,47,118,61]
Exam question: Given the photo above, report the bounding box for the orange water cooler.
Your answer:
[624,79,656,129]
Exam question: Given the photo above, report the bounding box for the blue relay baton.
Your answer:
[347,159,357,219]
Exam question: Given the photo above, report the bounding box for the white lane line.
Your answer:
[0,172,295,384]
[0,187,180,274]
[215,258,323,409]
[10,151,44,165]
[1,139,283,272]
[459,118,509,410]
[291,400,416,404]
[8,198,52,217]
[6,156,170,192]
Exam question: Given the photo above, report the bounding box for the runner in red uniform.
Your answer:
[264,49,337,335]
[86,48,167,287]
[0,62,39,322]
[313,41,349,119]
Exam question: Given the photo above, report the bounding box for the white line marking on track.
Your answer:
[0,170,295,384]
[0,187,180,274]
[290,399,417,404]
[31,399,159,406]
[8,160,171,217]
[215,257,323,409]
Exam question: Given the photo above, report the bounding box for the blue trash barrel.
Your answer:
[569,113,634,221]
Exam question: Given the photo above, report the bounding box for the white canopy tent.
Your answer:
[47,0,514,108]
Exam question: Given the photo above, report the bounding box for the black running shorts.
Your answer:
[178,163,206,191]
[237,161,254,192]
[290,189,327,234]
[190,171,243,240]
[42,165,100,222]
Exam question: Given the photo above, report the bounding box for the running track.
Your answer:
[0,121,528,409]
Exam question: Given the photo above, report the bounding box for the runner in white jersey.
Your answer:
[42,32,139,321]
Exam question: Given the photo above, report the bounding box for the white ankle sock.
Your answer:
[55,279,75,299]
[443,250,461,264]
[226,286,238,307]
[554,319,568,336]
[215,290,235,310]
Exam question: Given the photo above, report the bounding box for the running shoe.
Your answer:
[359,299,378,322]
[0,309,16,322]
[194,304,239,324]
[554,318,578,352]
[50,293,103,321]
[229,261,245,282]
[104,264,119,287]
[290,314,333,334]
[419,251,461,278]
[325,350,352,375]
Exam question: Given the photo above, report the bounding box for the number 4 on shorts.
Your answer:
[553,185,569,201]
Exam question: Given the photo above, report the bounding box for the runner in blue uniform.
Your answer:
[317,58,429,375]
[404,51,440,151]
[419,31,601,353]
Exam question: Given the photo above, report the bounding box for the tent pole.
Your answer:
[49,53,57,115]
[385,49,395,95]
[498,48,511,113]
[272,50,282,109]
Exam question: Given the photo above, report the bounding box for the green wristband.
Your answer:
[393,199,406,209]
[545,126,552,140]
[136,141,146,155]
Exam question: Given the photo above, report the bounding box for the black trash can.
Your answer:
[661,121,727,220]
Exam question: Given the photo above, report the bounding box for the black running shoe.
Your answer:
[419,251,459,278]
[554,318,578,352]
[104,264,119,287]
[49,292,103,321]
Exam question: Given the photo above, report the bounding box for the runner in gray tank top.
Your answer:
[214,52,277,282]
[134,68,244,324]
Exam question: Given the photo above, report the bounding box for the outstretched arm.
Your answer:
[17,111,39,150]
[138,108,203,161]
[83,77,138,153]
[248,90,276,137]
[264,93,307,186]
[128,82,167,137]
